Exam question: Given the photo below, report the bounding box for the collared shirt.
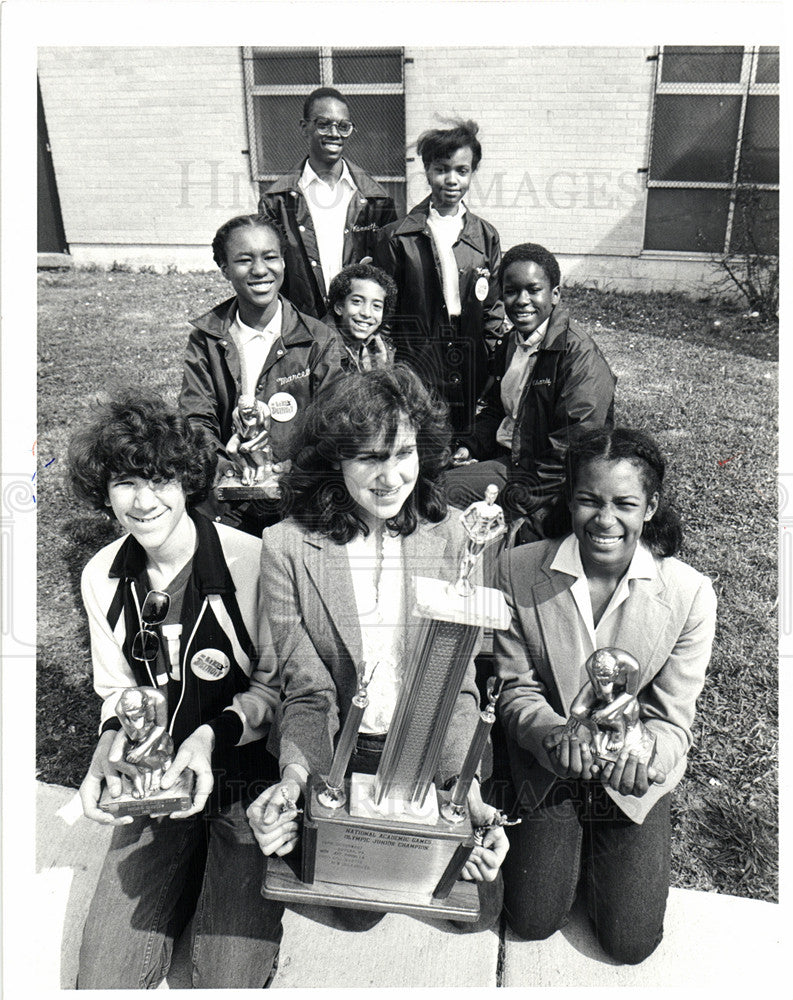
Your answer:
[229,299,282,397]
[496,317,550,449]
[346,529,406,734]
[298,159,357,289]
[550,534,658,654]
[426,201,465,317]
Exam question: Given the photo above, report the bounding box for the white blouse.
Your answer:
[345,529,407,733]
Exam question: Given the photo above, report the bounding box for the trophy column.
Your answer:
[263,487,511,920]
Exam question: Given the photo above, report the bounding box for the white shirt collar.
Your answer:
[234,298,282,345]
[300,158,355,191]
[550,534,657,581]
[513,316,550,351]
[428,200,466,223]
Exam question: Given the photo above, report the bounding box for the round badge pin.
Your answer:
[191,648,230,681]
[268,392,299,422]
[475,276,489,302]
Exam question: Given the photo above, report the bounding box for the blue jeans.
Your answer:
[502,780,670,964]
[78,800,283,988]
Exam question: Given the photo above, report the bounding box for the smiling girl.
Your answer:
[494,427,717,963]
[374,120,504,434]
[179,214,344,535]
[246,365,508,931]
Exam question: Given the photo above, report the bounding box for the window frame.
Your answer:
[241,46,406,188]
[643,45,779,256]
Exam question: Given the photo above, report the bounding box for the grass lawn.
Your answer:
[37,269,778,901]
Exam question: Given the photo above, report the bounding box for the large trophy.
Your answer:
[263,487,512,921]
[99,687,194,818]
[563,648,656,767]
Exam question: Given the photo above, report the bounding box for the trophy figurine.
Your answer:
[99,687,194,817]
[455,484,507,596]
[217,393,280,499]
[263,487,512,921]
[564,648,656,767]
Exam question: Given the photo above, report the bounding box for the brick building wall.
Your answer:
[403,45,716,293]
[38,47,259,269]
[38,46,719,291]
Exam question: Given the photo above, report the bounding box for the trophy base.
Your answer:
[99,771,195,818]
[415,577,510,631]
[263,855,480,922]
[590,724,657,769]
[215,474,280,501]
[261,773,479,921]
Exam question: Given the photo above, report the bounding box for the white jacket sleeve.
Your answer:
[80,560,137,733]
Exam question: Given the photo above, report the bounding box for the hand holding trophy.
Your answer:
[545,648,665,793]
[99,687,194,817]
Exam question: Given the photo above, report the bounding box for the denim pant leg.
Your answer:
[583,786,671,965]
[501,781,583,940]
[78,814,206,989]
[191,799,284,988]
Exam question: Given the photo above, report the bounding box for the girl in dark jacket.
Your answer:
[374,121,504,435]
[179,214,345,535]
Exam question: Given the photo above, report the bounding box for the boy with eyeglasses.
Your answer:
[258,86,398,318]
[68,390,284,989]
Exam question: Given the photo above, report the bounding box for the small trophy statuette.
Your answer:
[224,394,276,488]
[455,484,507,597]
[99,687,194,817]
[565,648,656,767]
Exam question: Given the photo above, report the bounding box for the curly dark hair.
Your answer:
[416,119,482,171]
[545,426,682,557]
[281,365,451,543]
[211,214,287,268]
[68,389,216,514]
[500,242,561,291]
[327,263,398,322]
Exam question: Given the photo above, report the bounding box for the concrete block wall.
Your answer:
[38,47,260,268]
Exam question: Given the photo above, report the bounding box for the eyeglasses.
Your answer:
[132,590,170,662]
[307,117,355,138]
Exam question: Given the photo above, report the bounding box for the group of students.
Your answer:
[68,85,717,989]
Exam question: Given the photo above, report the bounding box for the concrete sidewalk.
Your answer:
[35,781,783,990]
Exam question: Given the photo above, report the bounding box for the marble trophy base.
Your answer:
[215,471,280,501]
[99,770,195,818]
[262,773,480,921]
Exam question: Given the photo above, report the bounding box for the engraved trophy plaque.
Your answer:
[263,487,511,920]
[563,648,656,767]
[99,687,194,818]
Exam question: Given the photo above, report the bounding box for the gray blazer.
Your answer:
[260,514,484,784]
[494,537,717,823]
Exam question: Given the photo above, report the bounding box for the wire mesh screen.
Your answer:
[644,46,779,256]
[242,47,407,215]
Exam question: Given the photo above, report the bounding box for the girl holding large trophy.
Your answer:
[247,365,509,929]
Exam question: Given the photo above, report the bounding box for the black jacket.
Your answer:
[373,197,504,433]
[258,159,397,318]
[460,305,616,517]
[180,295,344,471]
